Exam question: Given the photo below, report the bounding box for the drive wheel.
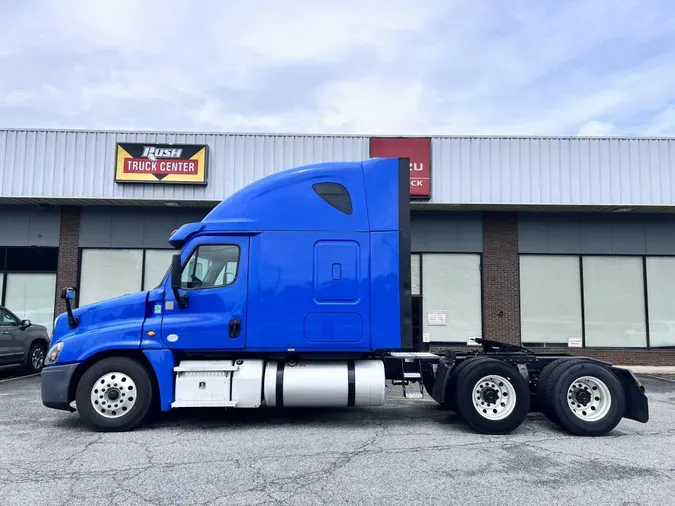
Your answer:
[75,357,154,432]
[441,357,490,411]
[546,361,625,437]
[454,358,530,434]
[537,358,591,427]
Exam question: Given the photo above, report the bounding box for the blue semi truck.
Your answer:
[41,157,649,436]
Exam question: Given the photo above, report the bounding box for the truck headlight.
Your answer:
[45,342,64,365]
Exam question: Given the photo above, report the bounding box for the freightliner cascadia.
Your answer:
[41,157,649,436]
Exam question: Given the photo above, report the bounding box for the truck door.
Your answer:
[160,236,249,351]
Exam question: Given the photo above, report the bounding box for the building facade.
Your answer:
[2,128,675,365]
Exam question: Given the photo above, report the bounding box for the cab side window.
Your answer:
[180,245,240,290]
[0,309,17,326]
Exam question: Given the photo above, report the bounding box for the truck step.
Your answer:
[403,372,421,379]
[171,400,239,408]
[174,361,240,373]
[389,352,439,359]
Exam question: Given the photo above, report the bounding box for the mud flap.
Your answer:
[431,357,455,405]
[611,366,649,423]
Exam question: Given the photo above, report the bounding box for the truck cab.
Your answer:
[41,157,415,431]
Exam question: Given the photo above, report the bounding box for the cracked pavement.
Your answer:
[0,372,674,505]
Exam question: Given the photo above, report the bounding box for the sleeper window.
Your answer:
[313,183,353,215]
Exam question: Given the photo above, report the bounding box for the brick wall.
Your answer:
[481,212,520,346]
[54,206,81,317]
[532,347,675,366]
[429,345,675,366]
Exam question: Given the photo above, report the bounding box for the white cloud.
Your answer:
[645,106,675,136]
[576,121,617,137]
[1,0,675,136]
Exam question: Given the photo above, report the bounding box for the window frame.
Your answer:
[519,253,675,350]
[419,251,484,345]
[178,244,241,291]
[519,254,583,348]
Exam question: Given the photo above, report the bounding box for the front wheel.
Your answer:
[454,358,530,434]
[75,357,154,432]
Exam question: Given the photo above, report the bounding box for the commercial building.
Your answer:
[2,128,675,365]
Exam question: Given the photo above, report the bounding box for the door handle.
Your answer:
[228,318,241,338]
[1,331,8,335]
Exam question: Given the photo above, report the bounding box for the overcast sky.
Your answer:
[1,0,674,136]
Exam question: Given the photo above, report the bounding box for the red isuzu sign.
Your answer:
[369,137,431,198]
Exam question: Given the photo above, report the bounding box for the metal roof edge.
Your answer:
[0,127,674,142]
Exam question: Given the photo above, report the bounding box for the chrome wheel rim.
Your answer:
[90,372,137,419]
[472,374,516,421]
[31,348,44,370]
[567,376,611,421]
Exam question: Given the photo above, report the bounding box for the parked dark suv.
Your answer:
[0,306,50,374]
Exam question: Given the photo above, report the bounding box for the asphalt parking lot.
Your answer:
[0,369,674,506]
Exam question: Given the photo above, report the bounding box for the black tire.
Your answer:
[546,360,625,437]
[538,358,591,427]
[75,357,154,432]
[24,341,46,374]
[441,357,490,410]
[454,358,530,435]
[534,359,563,404]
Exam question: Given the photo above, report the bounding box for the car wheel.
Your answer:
[75,357,154,432]
[24,342,46,374]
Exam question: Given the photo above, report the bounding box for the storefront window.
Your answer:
[143,250,175,290]
[421,254,481,343]
[646,257,675,347]
[79,249,144,306]
[583,256,647,348]
[80,248,184,305]
[4,273,57,333]
[520,255,582,345]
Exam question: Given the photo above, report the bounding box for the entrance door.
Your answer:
[161,236,249,351]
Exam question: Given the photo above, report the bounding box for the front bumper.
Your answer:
[41,363,79,412]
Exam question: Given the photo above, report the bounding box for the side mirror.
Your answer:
[170,254,189,308]
[59,287,79,329]
[20,319,31,330]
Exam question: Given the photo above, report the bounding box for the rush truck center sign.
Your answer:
[369,137,431,198]
[115,143,208,185]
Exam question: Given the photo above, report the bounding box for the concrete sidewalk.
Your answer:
[618,365,675,375]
